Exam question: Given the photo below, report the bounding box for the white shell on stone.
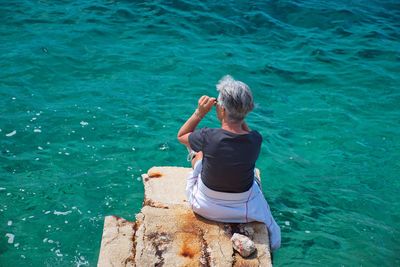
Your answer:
[231,233,256,257]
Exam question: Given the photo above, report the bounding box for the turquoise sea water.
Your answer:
[1,0,399,266]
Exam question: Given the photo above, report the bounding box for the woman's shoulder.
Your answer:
[250,129,262,137]
[198,127,222,134]
[250,130,263,142]
[200,127,262,140]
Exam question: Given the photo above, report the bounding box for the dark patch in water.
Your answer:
[164,0,205,13]
[90,28,107,36]
[309,207,323,219]
[22,18,48,24]
[257,81,274,88]
[260,108,274,117]
[278,128,293,139]
[61,19,75,25]
[311,49,338,64]
[83,5,110,13]
[115,9,136,19]
[261,64,300,78]
[311,49,326,57]
[334,26,353,37]
[224,52,234,58]
[363,30,385,40]
[315,236,341,250]
[331,48,347,55]
[260,64,322,84]
[86,18,102,24]
[276,195,300,209]
[357,49,384,59]
[302,239,315,255]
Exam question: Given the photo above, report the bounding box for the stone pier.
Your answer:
[97,166,272,267]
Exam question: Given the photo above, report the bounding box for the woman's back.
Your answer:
[189,127,262,193]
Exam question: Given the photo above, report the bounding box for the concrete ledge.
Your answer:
[97,216,136,267]
[98,166,272,267]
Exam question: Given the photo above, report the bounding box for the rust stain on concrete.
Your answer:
[148,170,163,178]
[143,198,169,209]
[179,236,198,259]
[177,211,211,266]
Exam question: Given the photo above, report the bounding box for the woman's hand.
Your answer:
[197,95,216,118]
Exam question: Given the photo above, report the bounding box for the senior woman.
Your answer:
[177,75,281,250]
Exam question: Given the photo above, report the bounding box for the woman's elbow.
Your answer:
[177,133,190,146]
[177,134,184,144]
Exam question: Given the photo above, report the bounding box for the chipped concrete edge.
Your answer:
[97,216,137,267]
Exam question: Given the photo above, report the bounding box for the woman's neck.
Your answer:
[221,120,248,134]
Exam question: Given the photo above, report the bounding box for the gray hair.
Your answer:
[216,75,254,122]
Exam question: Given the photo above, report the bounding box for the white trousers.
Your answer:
[186,160,281,250]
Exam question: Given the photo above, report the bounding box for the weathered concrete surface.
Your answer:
[134,205,234,266]
[143,167,189,207]
[98,166,272,267]
[97,216,136,267]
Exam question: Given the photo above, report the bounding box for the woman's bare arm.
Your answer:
[177,96,216,147]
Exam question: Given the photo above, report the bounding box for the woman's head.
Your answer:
[216,75,254,122]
